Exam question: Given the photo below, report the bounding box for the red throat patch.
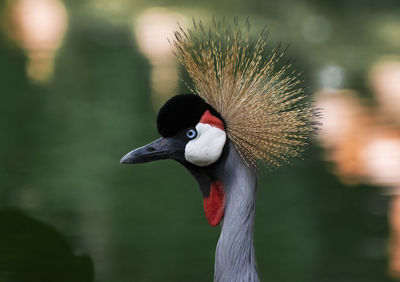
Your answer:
[203,181,225,226]
[199,110,224,130]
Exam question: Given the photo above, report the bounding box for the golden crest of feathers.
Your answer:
[172,18,317,167]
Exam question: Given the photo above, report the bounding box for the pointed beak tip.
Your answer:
[120,137,178,165]
[120,154,133,164]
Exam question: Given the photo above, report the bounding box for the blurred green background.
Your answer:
[1,0,400,281]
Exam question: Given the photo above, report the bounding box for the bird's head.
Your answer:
[121,94,228,226]
[120,20,318,227]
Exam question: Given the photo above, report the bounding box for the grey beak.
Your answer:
[120,137,184,164]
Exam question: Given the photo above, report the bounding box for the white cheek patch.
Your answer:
[185,123,226,167]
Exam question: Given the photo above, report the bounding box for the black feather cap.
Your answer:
[157,94,225,137]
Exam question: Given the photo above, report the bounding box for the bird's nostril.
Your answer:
[147,146,156,152]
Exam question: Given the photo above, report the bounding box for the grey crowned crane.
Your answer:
[121,19,316,282]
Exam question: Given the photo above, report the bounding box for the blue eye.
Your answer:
[186,128,197,139]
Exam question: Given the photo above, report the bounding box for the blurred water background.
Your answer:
[1,0,400,281]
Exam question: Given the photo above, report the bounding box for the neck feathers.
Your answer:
[214,142,259,282]
[182,141,259,281]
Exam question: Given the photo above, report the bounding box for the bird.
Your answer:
[121,18,317,282]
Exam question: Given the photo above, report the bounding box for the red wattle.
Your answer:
[203,181,225,226]
[199,110,225,130]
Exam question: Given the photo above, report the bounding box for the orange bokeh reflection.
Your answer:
[316,90,374,185]
[361,131,400,188]
[390,195,400,278]
[317,59,400,278]
[369,59,400,122]
[133,8,187,110]
[3,0,68,84]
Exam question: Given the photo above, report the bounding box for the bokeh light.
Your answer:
[3,0,67,84]
[369,59,400,122]
[316,67,400,278]
[133,8,187,109]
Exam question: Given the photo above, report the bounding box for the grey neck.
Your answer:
[214,143,259,282]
